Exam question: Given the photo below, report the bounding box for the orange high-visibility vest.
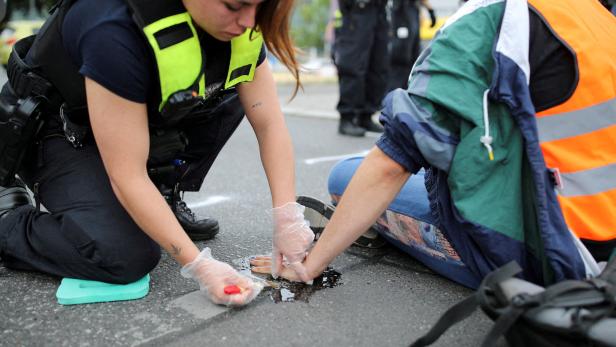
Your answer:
[529,0,616,242]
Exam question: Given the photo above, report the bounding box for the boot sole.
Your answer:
[185,224,220,241]
[296,195,387,248]
[296,196,335,240]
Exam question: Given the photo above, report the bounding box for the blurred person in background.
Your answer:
[333,0,390,137]
[388,0,436,91]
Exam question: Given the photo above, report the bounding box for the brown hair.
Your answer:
[255,0,301,98]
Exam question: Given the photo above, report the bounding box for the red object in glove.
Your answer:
[224,285,242,295]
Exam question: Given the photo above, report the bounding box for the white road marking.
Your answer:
[187,195,231,209]
[130,328,182,347]
[365,131,382,138]
[168,291,228,321]
[304,150,370,165]
[282,107,338,119]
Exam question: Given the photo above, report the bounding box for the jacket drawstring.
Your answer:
[480,89,494,161]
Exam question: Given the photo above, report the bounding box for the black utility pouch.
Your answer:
[147,128,187,166]
[159,90,202,126]
[59,104,89,148]
[0,97,44,186]
[147,128,188,188]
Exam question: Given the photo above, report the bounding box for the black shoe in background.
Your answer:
[166,192,219,241]
[0,178,32,219]
[358,114,384,133]
[338,118,366,137]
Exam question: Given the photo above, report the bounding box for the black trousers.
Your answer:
[388,0,421,91]
[334,2,390,117]
[0,95,245,283]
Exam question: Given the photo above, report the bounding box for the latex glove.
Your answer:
[428,9,437,28]
[181,248,263,306]
[271,202,315,283]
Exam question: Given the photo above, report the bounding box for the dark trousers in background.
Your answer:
[388,0,421,91]
[0,96,245,283]
[334,1,390,119]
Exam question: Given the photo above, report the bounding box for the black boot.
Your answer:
[358,113,384,133]
[165,190,220,241]
[338,113,366,137]
[0,178,33,220]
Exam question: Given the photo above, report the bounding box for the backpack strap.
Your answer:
[413,259,616,347]
[478,263,540,347]
[599,252,616,283]
[541,280,604,307]
[483,272,615,345]
[480,304,528,347]
[532,278,615,336]
[411,261,523,347]
[410,295,479,347]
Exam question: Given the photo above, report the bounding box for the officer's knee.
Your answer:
[102,238,161,284]
[61,212,161,284]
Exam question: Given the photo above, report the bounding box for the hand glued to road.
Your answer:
[250,255,313,284]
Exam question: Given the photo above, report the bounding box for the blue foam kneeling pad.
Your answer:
[56,274,150,305]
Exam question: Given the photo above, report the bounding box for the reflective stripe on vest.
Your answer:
[142,13,203,111]
[334,9,342,28]
[529,0,616,241]
[142,13,262,111]
[226,29,263,89]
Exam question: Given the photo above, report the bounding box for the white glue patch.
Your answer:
[187,195,231,209]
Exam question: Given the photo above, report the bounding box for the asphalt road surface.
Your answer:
[1,2,495,346]
[0,73,497,346]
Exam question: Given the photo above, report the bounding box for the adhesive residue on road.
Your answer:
[232,256,342,303]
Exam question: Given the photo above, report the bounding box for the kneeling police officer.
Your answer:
[0,0,315,306]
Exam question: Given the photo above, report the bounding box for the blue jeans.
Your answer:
[328,157,481,289]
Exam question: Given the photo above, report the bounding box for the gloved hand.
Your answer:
[428,8,437,28]
[181,248,263,306]
[271,202,315,283]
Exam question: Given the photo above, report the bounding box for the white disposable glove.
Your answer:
[271,202,315,283]
[181,248,263,306]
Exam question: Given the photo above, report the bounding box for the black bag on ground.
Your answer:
[411,257,616,347]
[0,0,72,185]
[0,96,44,186]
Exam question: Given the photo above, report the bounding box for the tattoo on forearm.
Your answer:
[251,101,263,109]
[170,244,182,256]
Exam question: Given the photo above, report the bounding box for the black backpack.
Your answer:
[412,257,616,347]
